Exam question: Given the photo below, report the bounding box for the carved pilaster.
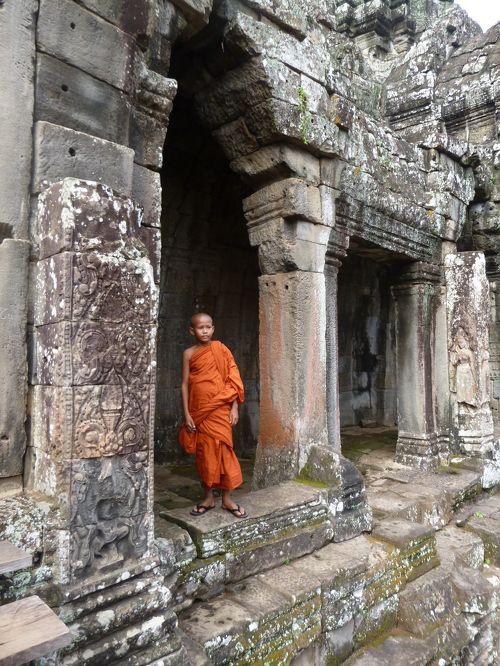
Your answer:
[392,261,441,469]
[29,178,158,585]
[445,252,495,462]
[325,226,350,451]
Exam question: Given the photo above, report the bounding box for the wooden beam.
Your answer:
[0,541,31,575]
[0,595,72,666]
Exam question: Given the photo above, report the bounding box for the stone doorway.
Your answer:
[154,46,260,470]
[335,238,415,466]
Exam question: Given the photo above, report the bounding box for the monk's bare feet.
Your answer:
[221,491,247,519]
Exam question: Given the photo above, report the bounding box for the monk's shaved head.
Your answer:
[190,312,213,327]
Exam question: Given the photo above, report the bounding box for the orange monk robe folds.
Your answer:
[179,341,244,490]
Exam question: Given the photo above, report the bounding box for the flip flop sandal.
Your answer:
[222,504,248,519]
[190,504,215,516]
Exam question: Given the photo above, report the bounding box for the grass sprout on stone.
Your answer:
[376,140,393,172]
[298,85,312,145]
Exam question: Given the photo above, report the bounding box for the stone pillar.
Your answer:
[0,240,30,496]
[392,261,441,468]
[0,1,37,496]
[243,178,333,487]
[325,227,349,452]
[445,252,494,458]
[28,178,160,586]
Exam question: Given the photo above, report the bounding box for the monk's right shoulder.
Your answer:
[183,346,196,361]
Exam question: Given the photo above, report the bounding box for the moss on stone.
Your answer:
[294,474,328,489]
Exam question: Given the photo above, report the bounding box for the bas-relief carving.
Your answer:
[74,252,155,323]
[37,320,155,386]
[70,453,149,578]
[74,382,150,458]
[450,326,478,409]
[449,327,490,411]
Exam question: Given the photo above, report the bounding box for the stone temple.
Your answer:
[1,0,500,663]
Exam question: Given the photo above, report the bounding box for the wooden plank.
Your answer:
[0,595,72,666]
[0,541,31,575]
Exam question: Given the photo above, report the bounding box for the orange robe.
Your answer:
[179,341,244,490]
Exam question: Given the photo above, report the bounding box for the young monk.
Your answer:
[179,313,248,518]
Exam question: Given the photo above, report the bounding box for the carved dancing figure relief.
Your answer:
[449,327,477,409]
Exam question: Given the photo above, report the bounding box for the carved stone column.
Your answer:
[243,178,333,487]
[392,261,441,468]
[29,178,160,582]
[325,227,349,452]
[445,252,495,459]
[26,179,180,660]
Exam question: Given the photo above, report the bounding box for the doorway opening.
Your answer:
[153,42,260,502]
[338,238,405,463]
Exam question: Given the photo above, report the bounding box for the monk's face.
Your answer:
[190,314,214,344]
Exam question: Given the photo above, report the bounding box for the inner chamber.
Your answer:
[154,66,260,463]
[338,238,406,453]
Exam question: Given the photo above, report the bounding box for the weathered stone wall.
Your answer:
[338,253,397,428]
[155,99,260,461]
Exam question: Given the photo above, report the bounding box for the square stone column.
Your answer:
[256,270,329,485]
[392,262,441,469]
[28,178,159,585]
[445,252,494,458]
[244,177,333,487]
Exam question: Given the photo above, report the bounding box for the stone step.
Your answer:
[0,540,32,575]
[462,493,500,565]
[367,466,483,529]
[161,481,332,559]
[346,533,500,666]
[58,571,180,666]
[179,520,438,665]
[161,479,372,607]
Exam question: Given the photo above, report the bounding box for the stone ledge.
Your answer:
[160,481,330,558]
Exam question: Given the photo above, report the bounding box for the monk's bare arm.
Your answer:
[181,349,196,431]
[229,399,239,426]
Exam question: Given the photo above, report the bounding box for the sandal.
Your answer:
[222,503,248,519]
[190,503,215,516]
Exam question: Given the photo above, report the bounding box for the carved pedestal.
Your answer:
[393,262,440,469]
